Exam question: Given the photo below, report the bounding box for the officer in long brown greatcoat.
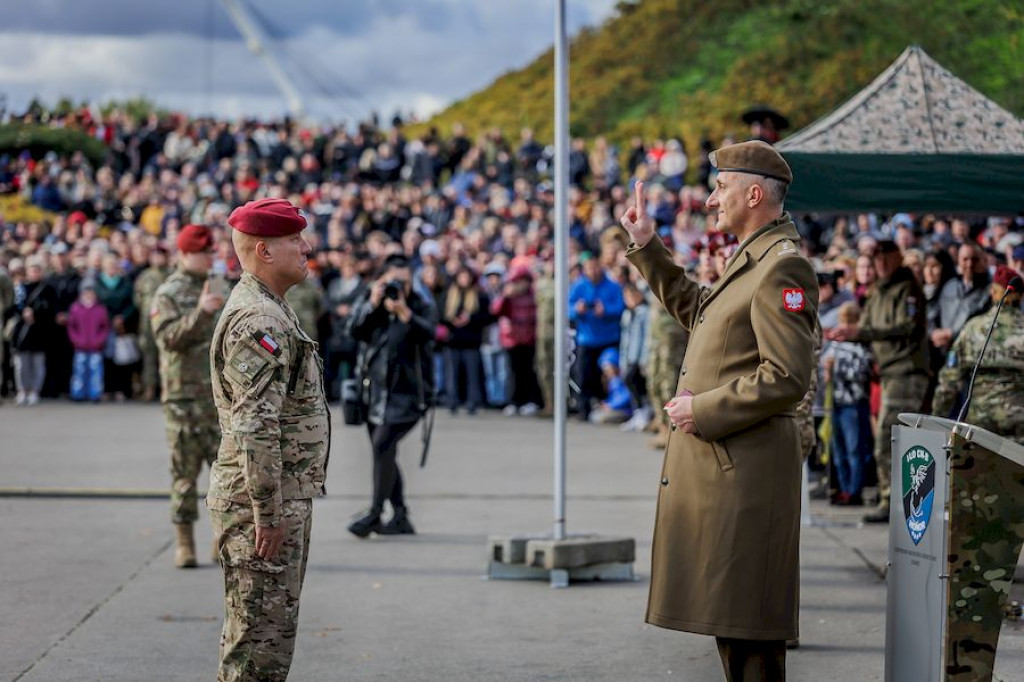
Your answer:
[621,141,819,681]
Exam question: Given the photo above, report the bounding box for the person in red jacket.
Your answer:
[491,264,543,416]
[66,282,110,402]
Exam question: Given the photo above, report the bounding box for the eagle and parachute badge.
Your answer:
[901,446,936,545]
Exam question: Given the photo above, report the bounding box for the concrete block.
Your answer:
[488,534,545,565]
[525,535,635,570]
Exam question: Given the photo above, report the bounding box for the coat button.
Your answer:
[661,477,669,486]
[670,423,677,431]
[680,367,687,375]
[699,314,705,324]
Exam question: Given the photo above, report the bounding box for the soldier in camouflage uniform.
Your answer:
[933,266,1024,442]
[209,198,329,682]
[151,227,223,568]
[285,268,324,343]
[930,268,1024,681]
[134,246,171,402]
[534,262,556,416]
[644,297,688,449]
[829,239,929,523]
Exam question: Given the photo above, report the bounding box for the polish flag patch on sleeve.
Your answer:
[783,288,805,312]
[254,332,282,356]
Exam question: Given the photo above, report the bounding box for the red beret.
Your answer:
[68,210,88,226]
[228,198,307,237]
[994,265,1022,289]
[176,224,213,253]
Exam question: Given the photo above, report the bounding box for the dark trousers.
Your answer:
[715,637,786,682]
[507,344,543,408]
[445,347,483,410]
[624,362,648,409]
[576,343,616,419]
[367,420,418,513]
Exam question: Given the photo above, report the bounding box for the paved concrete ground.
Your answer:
[1,402,1022,681]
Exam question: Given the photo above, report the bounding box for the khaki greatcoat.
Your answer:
[626,214,818,641]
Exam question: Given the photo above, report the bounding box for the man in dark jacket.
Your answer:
[829,239,930,523]
[11,256,57,405]
[930,242,991,351]
[347,254,437,538]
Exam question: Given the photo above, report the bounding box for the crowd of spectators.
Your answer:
[1,105,1022,469]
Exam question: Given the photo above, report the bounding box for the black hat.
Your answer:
[874,239,901,255]
[741,106,790,131]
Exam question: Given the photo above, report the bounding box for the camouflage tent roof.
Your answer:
[777,46,1024,155]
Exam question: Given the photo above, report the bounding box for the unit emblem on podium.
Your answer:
[901,446,936,545]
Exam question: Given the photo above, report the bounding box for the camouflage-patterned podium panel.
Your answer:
[945,431,1024,681]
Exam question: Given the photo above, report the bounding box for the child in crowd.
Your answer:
[67,281,110,402]
[619,283,651,431]
[823,302,874,506]
[588,348,633,425]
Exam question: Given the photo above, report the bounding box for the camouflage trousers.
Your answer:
[164,400,219,524]
[874,373,929,508]
[535,333,555,412]
[210,498,313,682]
[645,345,683,427]
[139,327,159,395]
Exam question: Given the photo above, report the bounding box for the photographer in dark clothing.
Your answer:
[347,255,437,538]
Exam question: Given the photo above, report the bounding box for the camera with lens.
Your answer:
[383,280,403,301]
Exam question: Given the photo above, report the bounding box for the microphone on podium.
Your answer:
[954,272,1023,425]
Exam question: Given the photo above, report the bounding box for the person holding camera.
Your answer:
[347,254,437,538]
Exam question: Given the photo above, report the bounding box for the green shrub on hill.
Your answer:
[411,0,1024,158]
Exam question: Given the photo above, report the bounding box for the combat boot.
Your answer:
[648,423,669,450]
[862,504,890,524]
[174,523,198,568]
[379,507,416,536]
[347,508,384,538]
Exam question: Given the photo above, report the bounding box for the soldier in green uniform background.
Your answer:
[150,226,224,568]
[933,265,1024,443]
[829,239,929,523]
[285,261,324,343]
[209,198,329,682]
[134,245,171,402]
[534,258,556,416]
[644,297,688,449]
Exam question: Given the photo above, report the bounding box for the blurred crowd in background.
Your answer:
[2,104,1023,487]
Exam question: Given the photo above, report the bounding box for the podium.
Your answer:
[886,414,1024,682]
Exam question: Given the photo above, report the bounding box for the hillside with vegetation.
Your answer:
[412,0,1024,152]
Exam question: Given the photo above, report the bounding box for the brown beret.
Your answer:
[228,198,307,237]
[176,224,213,253]
[709,140,793,184]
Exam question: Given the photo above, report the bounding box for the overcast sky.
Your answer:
[1,0,619,123]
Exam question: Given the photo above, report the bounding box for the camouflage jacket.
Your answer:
[151,267,218,402]
[933,304,1024,441]
[854,266,929,378]
[134,266,171,335]
[208,272,330,526]
[285,278,324,343]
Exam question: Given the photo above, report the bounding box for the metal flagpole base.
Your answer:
[485,534,636,588]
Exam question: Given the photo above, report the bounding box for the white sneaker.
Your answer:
[27,392,39,406]
[619,414,640,432]
[15,391,26,406]
[502,405,518,417]
[518,403,539,417]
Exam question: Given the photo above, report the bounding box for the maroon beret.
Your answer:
[176,224,213,253]
[228,198,307,237]
[993,265,1022,289]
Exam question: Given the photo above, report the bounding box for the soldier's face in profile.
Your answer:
[269,233,312,286]
[706,172,747,235]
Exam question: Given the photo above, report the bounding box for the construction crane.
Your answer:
[219,0,305,118]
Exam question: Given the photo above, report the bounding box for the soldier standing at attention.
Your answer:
[621,141,818,681]
[828,239,929,523]
[933,265,1024,444]
[135,245,172,402]
[533,258,557,416]
[151,227,223,568]
[208,198,329,682]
